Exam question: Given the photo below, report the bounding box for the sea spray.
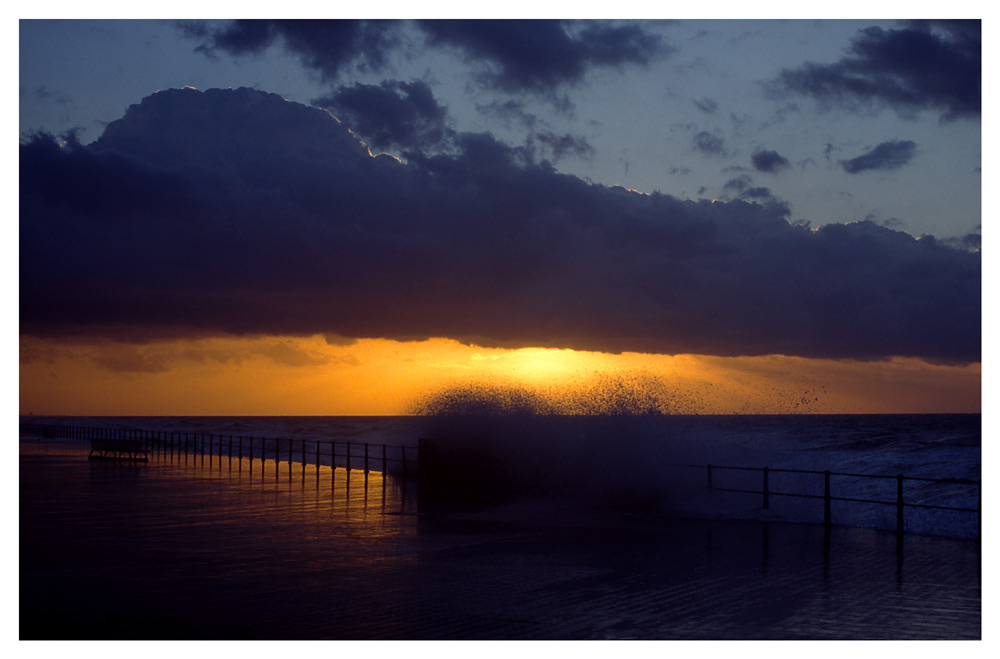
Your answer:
[411,374,712,509]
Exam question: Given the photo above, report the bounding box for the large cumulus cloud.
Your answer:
[20,87,980,363]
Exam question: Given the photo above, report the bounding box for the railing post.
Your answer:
[346,443,352,472]
[978,480,982,544]
[824,470,832,527]
[762,466,770,510]
[382,444,387,475]
[706,464,713,491]
[364,442,370,474]
[896,475,905,536]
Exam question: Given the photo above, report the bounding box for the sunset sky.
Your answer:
[17,11,983,415]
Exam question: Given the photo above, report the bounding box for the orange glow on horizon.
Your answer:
[18,334,981,416]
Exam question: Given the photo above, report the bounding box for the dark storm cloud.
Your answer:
[19,88,980,363]
[841,140,917,174]
[421,20,666,92]
[751,149,790,173]
[771,20,980,120]
[184,19,399,81]
[184,19,667,93]
[312,80,453,154]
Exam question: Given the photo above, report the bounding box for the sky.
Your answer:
[16,9,985,415]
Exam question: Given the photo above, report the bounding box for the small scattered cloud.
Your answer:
[531,130,594,163]
[840,140,917,174]
[941,229,981,251]
[723,175,752,193]
[89,345,173,374]
[476,98,594,163]
[29,86,73,104]
[722,175,789,215]
[742,186,773,200]
[751,149,791,173]
[693,97,718,114]
[476,99,538,129]
[257,342,333,367]
[693,130,725,156]
[877,216,906,230]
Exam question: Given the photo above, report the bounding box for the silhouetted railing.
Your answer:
[671,461,980,540]
[21,423,979,539]
[19,422,416,479]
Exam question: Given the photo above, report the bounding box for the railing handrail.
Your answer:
[667,461,980,486]
[666,459,980,540]
[18,422,417,476]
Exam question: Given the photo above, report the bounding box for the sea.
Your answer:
[19,413,981,539]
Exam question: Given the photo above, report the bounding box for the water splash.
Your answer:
[411,367,825,419]
[409,381,557,416]
[409,370,828,509]
[410,370,698,417]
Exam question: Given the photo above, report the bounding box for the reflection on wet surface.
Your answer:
[20,439,980,640]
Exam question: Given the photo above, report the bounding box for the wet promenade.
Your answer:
[20,438,981,640]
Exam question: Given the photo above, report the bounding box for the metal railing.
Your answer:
[21,423,979,538]
[672,461,980,540]
[19,422,417,479]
